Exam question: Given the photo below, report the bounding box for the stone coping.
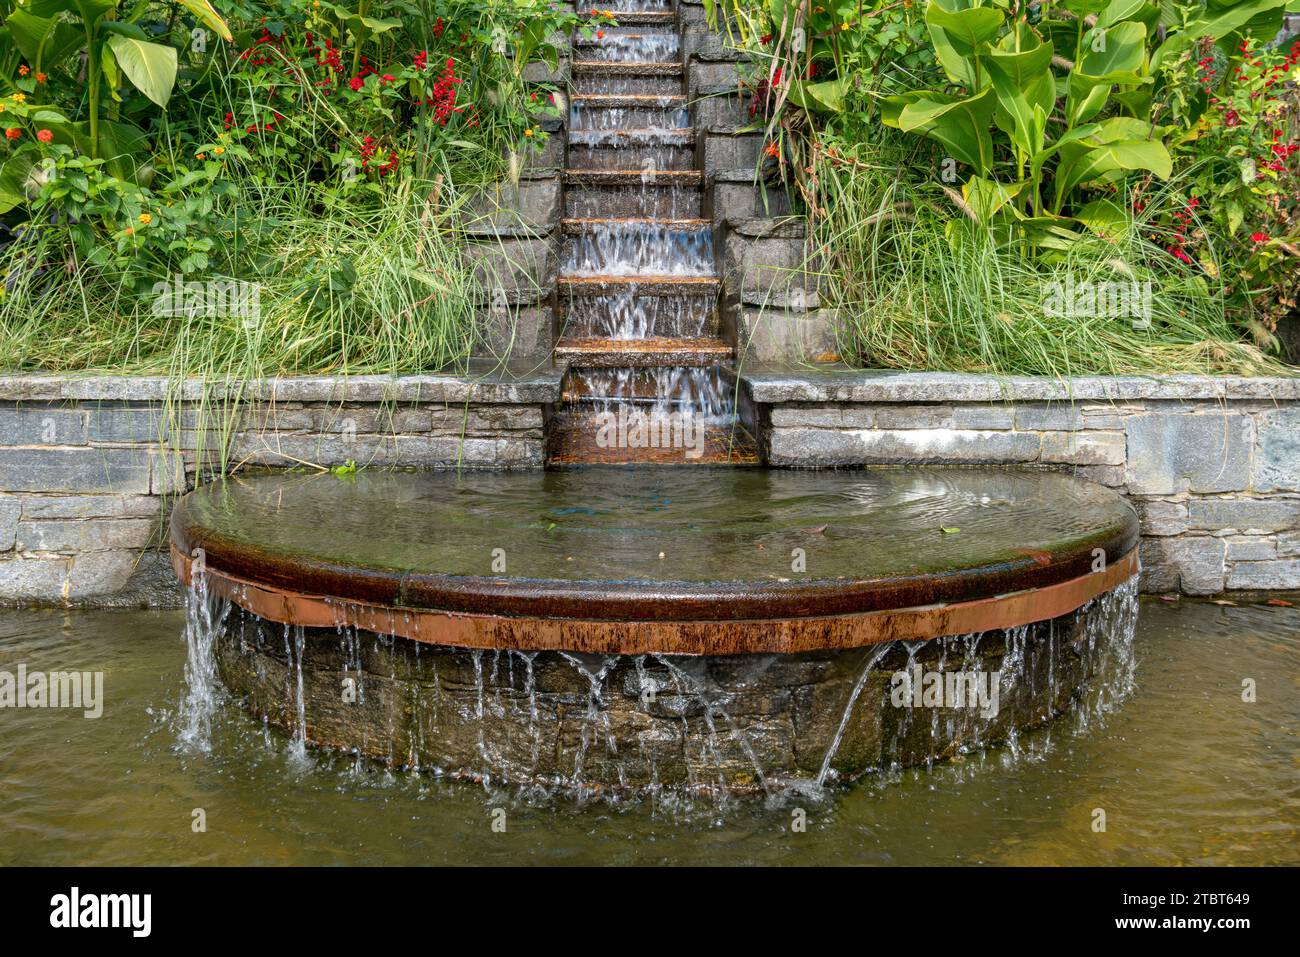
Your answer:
[742,366,1300,403]
[0,361,564,404]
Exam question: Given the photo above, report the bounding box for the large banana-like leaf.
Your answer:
[987,36,1054,159]
[106,35,178,108]
[894,86,998,174]
[6,9,84,70]
[1055,117,1171,203]
[962,175,1025,225]
[925,0,1005,57]
[1066,20,1149,126]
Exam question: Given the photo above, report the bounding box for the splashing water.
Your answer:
[177,567,229,752]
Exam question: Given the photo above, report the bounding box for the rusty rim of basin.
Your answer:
[168,467,1139,655]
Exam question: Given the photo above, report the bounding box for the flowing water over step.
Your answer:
[554,1,754,466]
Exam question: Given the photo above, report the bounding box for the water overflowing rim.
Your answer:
[169,541,1137,655]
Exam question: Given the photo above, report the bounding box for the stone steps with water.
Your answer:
[552,1,755,466]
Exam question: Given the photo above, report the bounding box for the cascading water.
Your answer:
[177,565,229,752]
[551,3,756,464]
[193,575,1139,802]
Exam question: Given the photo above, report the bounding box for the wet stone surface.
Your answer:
[215,582,1136,795]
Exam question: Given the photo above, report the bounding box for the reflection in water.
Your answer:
[1,597,1295,864]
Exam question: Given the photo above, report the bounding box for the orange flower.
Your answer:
[138,212,152,225]
[35,73,47,84]
[17,65,29,77]
[36,129,52,142]
[5,128,20,140]
[764,142,780,157]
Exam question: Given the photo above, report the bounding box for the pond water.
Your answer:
[0,598,1295,866]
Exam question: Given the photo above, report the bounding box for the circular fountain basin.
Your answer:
[170,467,1139,792]
[171,468,1137,653]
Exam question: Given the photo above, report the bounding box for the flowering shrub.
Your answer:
[216,0,576,194]
[1151,33,1300,337]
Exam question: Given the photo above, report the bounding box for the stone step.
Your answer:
[582,11,676,25]
[561,366,735,403]
[568,127,694,148]
[555,336,732,367]
[561,217,710,234]
[572,60,683,76]
[573,73,683,96]
[562,222,713,276]
[564,169,701,186]
[548,410,760,466]
[571,93,686,108]
[571,32,681,61]
[558,275,720,297]
[570,93,689,130]
[565,183,702,218]
[560,291,719,340]
[567,128,695,170]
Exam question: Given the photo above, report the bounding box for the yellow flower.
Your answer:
[524,128,534,137]
[11,93,26,102]
[138,213,152,225]
[213,146,225,155]
[841,21,850,31]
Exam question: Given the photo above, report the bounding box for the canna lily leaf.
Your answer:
[894,86,997,174]
[106,36,178,108]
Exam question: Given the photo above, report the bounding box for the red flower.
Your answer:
[349,76,364,91]
[1250,231,1269,243]
[5,128,20,140]
[36,129,52,143]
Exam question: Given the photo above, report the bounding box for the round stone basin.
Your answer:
[170,467,1138,654]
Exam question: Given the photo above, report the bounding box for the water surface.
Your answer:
[0,599,1295,865]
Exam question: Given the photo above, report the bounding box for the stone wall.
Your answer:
[744,369,1300,595]
[684,4,837,365]
[0,369,560,604]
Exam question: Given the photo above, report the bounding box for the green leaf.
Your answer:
[175,0,234,43]
[106,35,178,108]
[1075,198,1133,242]
[71,0,120,25]
[0,145,41,214]
[925,0,1005,57]
[787,76,850,113]
[1055,118,1171,203]
[987,38,1054,158]
[1067,20,1150,125]
[1153,0,1289,66]
[7,10,84,70]
[894,86,998,174]
[963,175,1025,224]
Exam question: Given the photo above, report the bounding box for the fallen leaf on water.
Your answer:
[1211,599,1238,606]
[804,524,829,535]
[1265,598,1294,607]
[940,526,961,535]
